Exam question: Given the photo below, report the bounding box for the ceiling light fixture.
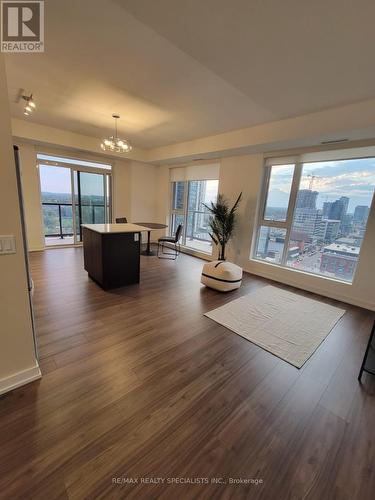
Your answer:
[101,114,132,153]
[22,93,36,116]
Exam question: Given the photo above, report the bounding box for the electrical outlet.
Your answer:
[0,235,16,254]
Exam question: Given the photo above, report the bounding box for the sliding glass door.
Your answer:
[74,171,108,242]
[38,155,112,247]
[170,179,219,254]
[185,180,219,253]
[40,165,75,246]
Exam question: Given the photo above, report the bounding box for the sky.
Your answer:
[39,165,105,196]
[266,158,375,212]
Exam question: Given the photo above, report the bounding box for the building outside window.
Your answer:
[252,151,375,283]
[170,179,219,254]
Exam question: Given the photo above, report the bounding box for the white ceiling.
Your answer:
[5,0,375,149]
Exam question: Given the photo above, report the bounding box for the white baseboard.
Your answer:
[179,246,212,261]
[245,265,375,311]
[0,363,42,396]
[160,241,213,261]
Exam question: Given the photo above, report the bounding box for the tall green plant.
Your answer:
[203,192,242,261]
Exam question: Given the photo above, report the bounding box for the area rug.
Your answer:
[204,285,345,368]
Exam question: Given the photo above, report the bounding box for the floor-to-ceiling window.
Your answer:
[38,154,112,247]
[39,165,74,246]
[170,178,219,254]
[252,149,375,283]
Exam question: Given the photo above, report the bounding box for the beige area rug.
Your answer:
[205,285,346,368]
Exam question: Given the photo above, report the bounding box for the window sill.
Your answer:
[163,242,213,261]
[183,244,212,255]
[249,257,354,286]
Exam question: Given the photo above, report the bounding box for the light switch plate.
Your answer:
[0,235,16,254]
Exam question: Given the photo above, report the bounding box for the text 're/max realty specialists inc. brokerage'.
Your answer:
[112,476,264,486]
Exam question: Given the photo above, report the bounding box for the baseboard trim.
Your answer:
[0,363,42,396]
[245,265,375,311]
[161,242,213,261]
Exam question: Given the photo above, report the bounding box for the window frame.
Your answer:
[170,180,188,244]
[251,153,374,283]
[253,161,303,266]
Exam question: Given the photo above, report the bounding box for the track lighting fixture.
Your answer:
[22,94,36,116]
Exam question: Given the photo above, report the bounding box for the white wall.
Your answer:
[17,144,44,251]
[157,153,375,311]
[104,159,160,224]
[157,165,171,228]
[112,159,132,221]
[129,161,158,222]
[0,55,40,394]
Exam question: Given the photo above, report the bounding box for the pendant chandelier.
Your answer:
[101,114,132,153]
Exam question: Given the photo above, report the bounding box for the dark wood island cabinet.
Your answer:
[82,223,151,289]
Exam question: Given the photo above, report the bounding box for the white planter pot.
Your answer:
[201,260,243,292]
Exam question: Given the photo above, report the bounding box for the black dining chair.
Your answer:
[115,217,128,223]
[157,224,183,260]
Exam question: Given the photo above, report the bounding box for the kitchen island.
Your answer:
[82,223,151,289]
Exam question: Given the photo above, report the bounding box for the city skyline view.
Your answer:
[266,158,375,212]
[256,157,375,283]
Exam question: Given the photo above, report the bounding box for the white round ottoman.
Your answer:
[201,260,243,292]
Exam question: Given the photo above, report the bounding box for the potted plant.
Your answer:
[203,192,242,261]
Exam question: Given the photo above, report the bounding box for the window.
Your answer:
[263,164,294,221]
[255,226,287,264]
[252,154,375,283]
[172,181,185,210]
[38,155,112,247]
[170,179,219,254]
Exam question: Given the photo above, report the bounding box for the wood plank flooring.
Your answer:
[0,247,374,499]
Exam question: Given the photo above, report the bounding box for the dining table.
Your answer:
[135,222,168,256]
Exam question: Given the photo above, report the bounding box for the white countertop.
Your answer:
[82,223,152,234]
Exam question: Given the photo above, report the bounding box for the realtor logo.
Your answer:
[1,1,44,52]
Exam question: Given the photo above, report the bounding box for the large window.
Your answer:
[170,179,219,253]
[252,154,375,283]
[38,154,112,247]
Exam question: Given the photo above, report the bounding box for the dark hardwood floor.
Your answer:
[0,247,374,499]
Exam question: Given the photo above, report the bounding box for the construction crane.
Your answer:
[307,174,320,190]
